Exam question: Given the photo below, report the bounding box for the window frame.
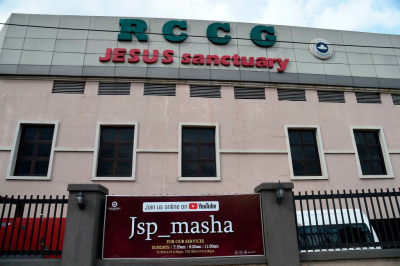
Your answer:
[285,125,328,180]
[350,126,393,179]
[92,122,138,181]
[178,123,220,181]
[7,121,59,180]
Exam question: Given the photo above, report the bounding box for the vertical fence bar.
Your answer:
[368,189,382,248]
[380,188,395,248]
[49,196,59,256]
[393,188,400,246]
[42,195,52,256]
[0,195,9,256]
[349,190,363,249]
[34,195,46,256]
[355,190,369,248]
[13,195,26,256]
[4,195,15,257]
[56,195,66,256]
[317,191,328,250]
[338,191,349,249]
[330,190,342,250]
[298,192,308,252]
[21,195,33,256]
[324,191,336,250]
[387,188,400,248]
[311,191,322,251]
[361,189,376,248]
[375,189,389,247]
[344,190,357,248]
[28,195,39,256]
[305,191,315,252]
[3,195,19,257]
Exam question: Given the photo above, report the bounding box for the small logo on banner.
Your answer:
[310,38,333,60]
[108,201,121,211]
[189,203,198,209]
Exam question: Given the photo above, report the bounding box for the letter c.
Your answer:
[207,23,231,45]
[163,20,188,42]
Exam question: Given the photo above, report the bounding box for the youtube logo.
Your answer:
[189,203,198,209]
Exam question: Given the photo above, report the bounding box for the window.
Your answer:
[288,129,321,176]
[14,125,54,176]
[354,130,386,175]
[278,89,306,101]
[7,121,58,180]
[351,127,393,178]
[96,126,134,177]
[285,126,327,180]
[179,123,220,181]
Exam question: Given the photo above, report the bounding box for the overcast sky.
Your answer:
[1,0,400,35]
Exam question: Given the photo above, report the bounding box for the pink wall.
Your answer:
[0,79,399,196]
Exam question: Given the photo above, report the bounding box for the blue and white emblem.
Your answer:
[310,38,333,60]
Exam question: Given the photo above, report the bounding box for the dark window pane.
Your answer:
[291,147,304,159]
[302,131,315,144]
[101,145,115,158]
[15,161,31,175]
[182,163,198,176]
[304,147,318,159]
[118,145,132,158]
[183,146,197,159]
[357,146,369,159]
[307,162,321,175]
[98,162,114,176]
[102,128,116,141]
[21,144,34,157]
[354,132,365,145]
[293,162,305,176]
[23,127,36,140]
[199,129,214,143]
[119,128,134,142]
[39,127,54,140]
[116,162,132,176]
[369,147,381,159]
[201,162,216,177]
[34,161,49,176]
[200,146,214,159]
[366,132,378,144]
[288,130,301,144]
[361,162,373,175]
[183,129,197,143]
[37,144,52,157]
[372,162,386,175]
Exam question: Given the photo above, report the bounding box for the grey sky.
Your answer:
[0,0,400,34]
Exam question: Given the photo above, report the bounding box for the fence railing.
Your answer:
[294,188,400,252]
[0,195,68,258]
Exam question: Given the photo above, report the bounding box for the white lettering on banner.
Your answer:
[129,215,234,241]
[143,201,219,212]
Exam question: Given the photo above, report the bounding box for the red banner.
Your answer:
[103,194,264,259]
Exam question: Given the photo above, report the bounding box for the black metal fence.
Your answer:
[294,188,400,252]
[0,195,68,258]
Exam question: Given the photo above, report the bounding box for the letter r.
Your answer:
[118,19,148,42]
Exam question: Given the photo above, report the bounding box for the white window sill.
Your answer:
[178,176,221,182]
[359,174,394,179]
[92,177,135,181]
[6,175,51,180]
[290,175,328,180]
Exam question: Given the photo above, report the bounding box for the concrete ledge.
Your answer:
[67,184,109,194]
[300,249,400,262]
[96,256,266,266]
[254,182,294,192]
[0,259,61,265]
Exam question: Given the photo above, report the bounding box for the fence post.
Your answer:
[61,184,109,266]
[254,182,300,266]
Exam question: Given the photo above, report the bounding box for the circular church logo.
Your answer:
[112,201,118,208]
[310,38,333,60]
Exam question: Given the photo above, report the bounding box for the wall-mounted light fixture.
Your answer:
[76,191,85,210]
[275,181,285,204]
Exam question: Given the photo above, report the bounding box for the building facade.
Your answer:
[0,13,400,196]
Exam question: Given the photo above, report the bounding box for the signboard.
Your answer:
[103,194,264,259]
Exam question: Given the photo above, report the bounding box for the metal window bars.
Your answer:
[0,195,67,258]
[294,188,400,252]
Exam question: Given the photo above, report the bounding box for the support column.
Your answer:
[254,182,300,266]
[61,184,109,266]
